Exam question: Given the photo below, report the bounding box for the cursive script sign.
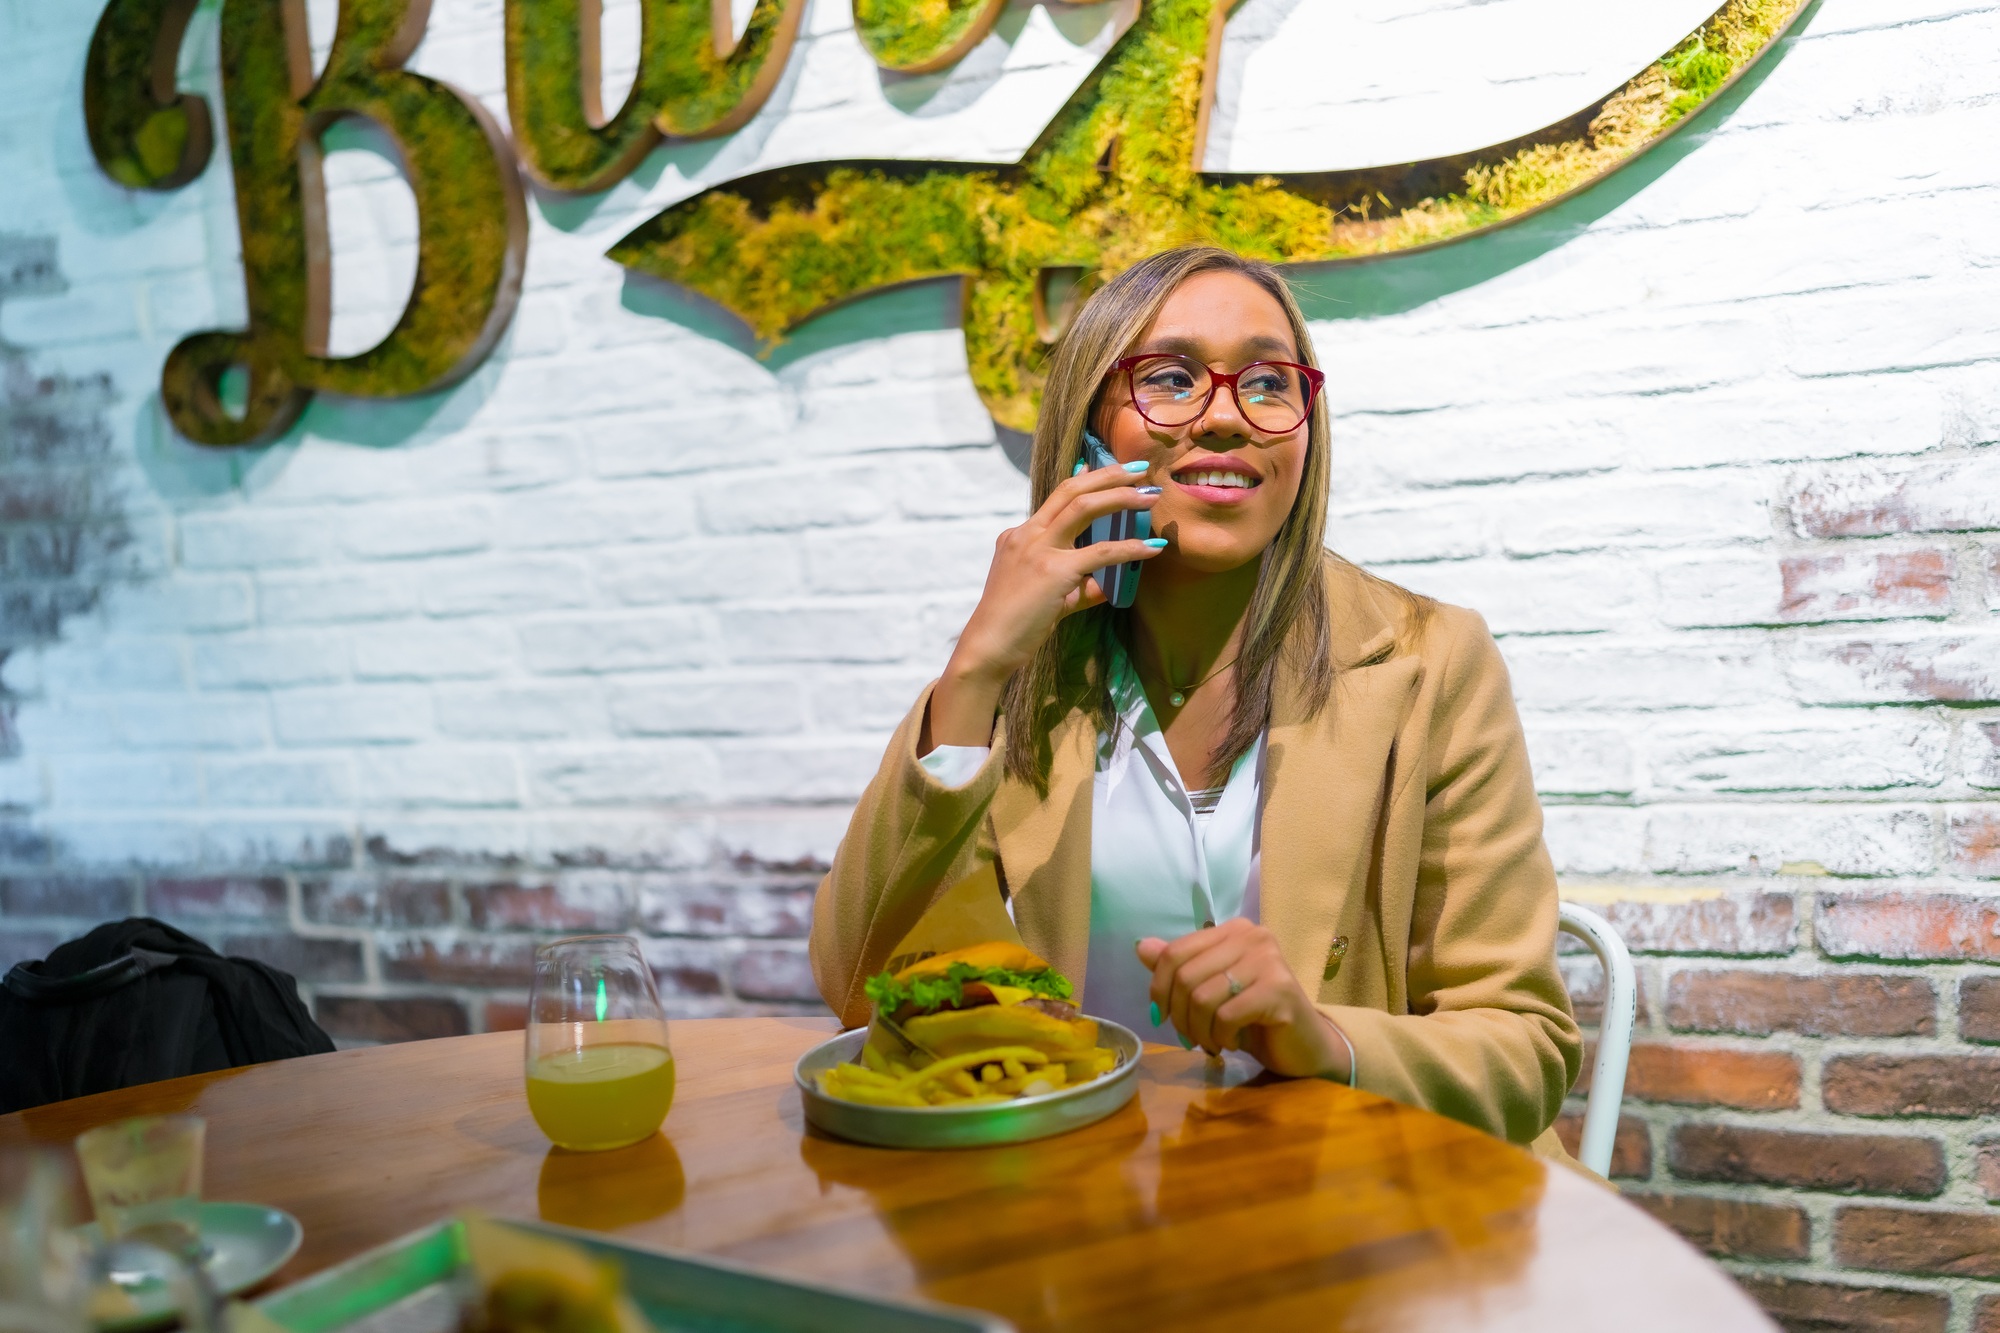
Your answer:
[86,0,1808,444]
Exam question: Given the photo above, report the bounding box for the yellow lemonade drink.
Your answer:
[526,1043,675,1151]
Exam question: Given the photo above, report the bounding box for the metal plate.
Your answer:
[795,1020,1141,1149]
[256,1217,1010,1333]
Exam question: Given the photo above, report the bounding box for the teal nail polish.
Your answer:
[1072,461,1085,476]
[1148,1002,1162,1027]
[1143,537,1168,548]
[1122,460,1150,473]
[1178,1032,1193,1050]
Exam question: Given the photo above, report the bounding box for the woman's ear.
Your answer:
[1084,389,1110,443]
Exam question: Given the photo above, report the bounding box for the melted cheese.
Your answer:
[984,985,1035,1007]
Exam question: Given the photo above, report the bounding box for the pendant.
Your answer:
[1170,691,1185,707]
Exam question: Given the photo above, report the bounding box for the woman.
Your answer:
[809,245,1582,1154]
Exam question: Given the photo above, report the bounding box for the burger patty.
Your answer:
[891,984,1079,1025]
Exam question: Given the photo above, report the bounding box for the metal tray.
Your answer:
[254,1217,1010,1333]
[795,1020,1141,1149]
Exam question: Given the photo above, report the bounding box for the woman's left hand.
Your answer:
[1136,920,1352,1080]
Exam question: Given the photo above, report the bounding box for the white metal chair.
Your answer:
[1557,901,1637,1178]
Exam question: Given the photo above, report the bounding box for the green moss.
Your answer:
[160,0,317,445]
[1660,0,1796,126]
[612,0,1806,431]
[502,0,804,190]
[653,0,804,137]
[84,0,211,190]
[304,2,527,399]
[853,0,1002,72]
[1352,0,1803,246]
[113,0,1801,442]
[133,109,190,181]
[1663,40,1736,119]
[617,0,1322,429]
[504,0,661,192]
[161,0,526,445]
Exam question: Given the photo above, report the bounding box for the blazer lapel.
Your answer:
[1259,566,1424,1010]
[989,558,1422,1003]
[991,709,1096,992]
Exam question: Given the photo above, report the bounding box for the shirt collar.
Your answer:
[1106,639,1154,737]
[1098,640,1170,795]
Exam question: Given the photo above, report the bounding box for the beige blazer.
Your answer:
[809,556,1584,1153]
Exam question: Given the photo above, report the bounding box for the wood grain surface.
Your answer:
[0,1018,1773,1332]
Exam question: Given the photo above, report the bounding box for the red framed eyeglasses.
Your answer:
[1110,354,1324,434]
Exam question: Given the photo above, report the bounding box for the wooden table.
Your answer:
[1,1018,1771,1332]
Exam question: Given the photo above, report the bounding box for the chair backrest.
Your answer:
[1557,901,1637,1179]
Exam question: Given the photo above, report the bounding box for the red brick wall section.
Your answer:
[0,866,831,1044]
[1522,445,2000,1332]
[1554,888,2000,1332]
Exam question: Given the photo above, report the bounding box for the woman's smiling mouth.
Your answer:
[1169,458,1262,504]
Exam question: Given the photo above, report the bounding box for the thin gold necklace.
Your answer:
[1157,653,1238,708]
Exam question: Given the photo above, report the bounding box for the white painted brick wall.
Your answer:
[0,0,1993,923]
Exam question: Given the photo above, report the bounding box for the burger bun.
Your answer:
[903,1004,1098,1058]
[894,941,1051,983]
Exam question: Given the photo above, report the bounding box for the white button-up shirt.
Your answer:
[919,642,1262,1038]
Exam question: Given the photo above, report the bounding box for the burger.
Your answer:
[861,941,1098,1060]
[816,942,1116,1105]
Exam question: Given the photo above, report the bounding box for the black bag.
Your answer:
[0,917,335,1114]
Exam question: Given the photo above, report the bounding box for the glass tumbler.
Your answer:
[525,936,675,1151]
[72,1117,204,1253]
[1,1148,89,1333]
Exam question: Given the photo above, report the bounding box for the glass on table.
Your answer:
[8,1141,218,1333]
[72,1116,205,1253]
[2,1147,90,1333]
[525,935,675,1152]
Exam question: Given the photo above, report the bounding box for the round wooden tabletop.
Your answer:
[0,1018,1771,1332]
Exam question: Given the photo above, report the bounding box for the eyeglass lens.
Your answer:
[1129,355,1310,431]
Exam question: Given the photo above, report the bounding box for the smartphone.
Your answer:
[1074,429,1151,609]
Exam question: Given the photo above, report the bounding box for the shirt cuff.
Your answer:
[917,744,991,790]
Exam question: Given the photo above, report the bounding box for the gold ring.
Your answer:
[1225,971,1246,997]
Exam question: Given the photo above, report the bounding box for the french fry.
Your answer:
[834,1081,927,1107]
[822,1035,1121,1108]
[896,1046,1046,1092]
[831,1064,901,1087]
[1063,1048,1116,1082]
[818,1067,926,1105]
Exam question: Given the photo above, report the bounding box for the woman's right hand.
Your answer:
[923,463,1165,750]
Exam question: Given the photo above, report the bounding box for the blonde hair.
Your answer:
[999,246,1335,789]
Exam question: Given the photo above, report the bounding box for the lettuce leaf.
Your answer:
[864,960,1074,1015]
